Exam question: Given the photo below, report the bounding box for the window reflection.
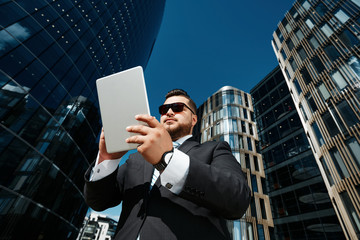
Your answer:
[347,56,360,80]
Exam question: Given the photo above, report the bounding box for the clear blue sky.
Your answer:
[91,0,295,220]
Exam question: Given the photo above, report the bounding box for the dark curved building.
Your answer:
[0,0,165,239]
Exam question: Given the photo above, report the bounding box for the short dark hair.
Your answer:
[165,89,197,113]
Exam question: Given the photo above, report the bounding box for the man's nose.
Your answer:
[166,108,175,116]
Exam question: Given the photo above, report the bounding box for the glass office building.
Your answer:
[0,0,165,239]
[194,86,274,240]
[251,66,344,239]
[272,0,360,238]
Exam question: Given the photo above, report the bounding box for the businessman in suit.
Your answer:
[84,89,251,239]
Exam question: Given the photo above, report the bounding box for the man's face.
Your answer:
[160,96,197,141]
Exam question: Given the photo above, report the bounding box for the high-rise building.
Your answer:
[194,86,273,240]
[77,213,118,240]
[251,66,344,239]
[0,0,165,239]
[272,0,360,238]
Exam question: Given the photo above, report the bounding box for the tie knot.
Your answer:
[173,142,180,148]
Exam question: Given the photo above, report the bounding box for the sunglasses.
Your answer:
[159,102,195,115]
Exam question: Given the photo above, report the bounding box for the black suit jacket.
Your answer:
[84,138,251,240]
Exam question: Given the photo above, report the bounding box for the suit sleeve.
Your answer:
[179,141,251,220]
[83,160,126,211]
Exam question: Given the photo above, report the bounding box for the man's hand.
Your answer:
[98,128,127,164]
[126,114,173,165]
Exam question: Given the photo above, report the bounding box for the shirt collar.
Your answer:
[174,135,192,145]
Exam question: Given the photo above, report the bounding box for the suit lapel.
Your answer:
[178,137,199,154]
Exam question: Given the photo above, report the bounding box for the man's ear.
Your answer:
[192,114,197,127]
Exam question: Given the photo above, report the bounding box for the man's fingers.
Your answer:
[135,114,161,128]
[126,124,149,135]
[126,135,145,145]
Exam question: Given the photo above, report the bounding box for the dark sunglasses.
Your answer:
[159,102,195,115]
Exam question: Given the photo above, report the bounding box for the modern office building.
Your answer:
[272,0,360,239]
[77,213,117,240]
[251,66,344,239]
[194,86,273,240]
[0,0,165,239]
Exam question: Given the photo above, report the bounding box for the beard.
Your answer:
[165,120,193,141]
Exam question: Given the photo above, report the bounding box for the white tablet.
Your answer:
[96,66,150,153]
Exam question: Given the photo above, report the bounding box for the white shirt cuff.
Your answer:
[160,148,189,194]
[90,153,121,181]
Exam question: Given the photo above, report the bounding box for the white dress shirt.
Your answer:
[90,135,192,195]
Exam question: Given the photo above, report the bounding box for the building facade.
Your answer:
[272,0,360,239]
[251,66,344,239]
[194,86,273,240]
[0,0,165,239]
[77,213,117,240]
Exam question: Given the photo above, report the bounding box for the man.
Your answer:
[84,89,251,240]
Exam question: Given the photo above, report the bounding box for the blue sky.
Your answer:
[91,0,295,220]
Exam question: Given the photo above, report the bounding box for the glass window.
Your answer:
[306,93,318,113]
[346,138,360,169]
[339,29,359,50]
[260,198,267,219]
[290,7,300,20]
[324,44,341,62]
[254,156,259,171]
[321,24,334,38]
[281,49,287,61]
[302,1,311,11]
[347,56,360,80]
[247,137,252,151]
[276,28,284,42]
[322,111,340,137]
[351,0,360,7]
[309,36,320,49]
[301,68,313,85]
[312,122,325,146]
[287,38,294,52]
[223,90,235,105]
[215,92,222,107]
[257,224,265,240]
[318,83,331,100]
[315,3,328,18]
[231,106,240,117]
[312,55,325,74]
[340,191,360,234]
[299,103,308,121]
[232,119,238,132]
[334,8,350,24]
[243,108,247,119]
[331,70,348,90]
[270,89,280,105]
[245,153,250,169]
[251,175,258,192]
[241,121,246,133]
[273,103,285,120]
[336,100,358,127]
[293,78,302,95]
[298,47,307,61]
[290,58,298,72]
[237,93,242,105]
[245,94,249,107]
[285,23,292,33]
[305,18,315,29]
[296,29,305,42]
[320,157,334,185]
